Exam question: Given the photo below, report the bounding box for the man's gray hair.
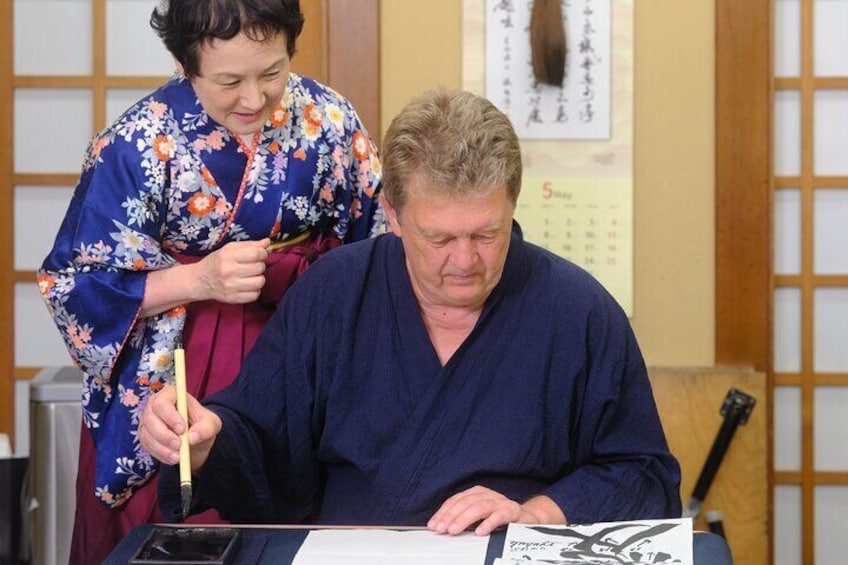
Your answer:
[381,89,522,212]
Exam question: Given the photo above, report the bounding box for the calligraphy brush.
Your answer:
[530,0,567,87]
[174,339,192,520]
[267,231,310,252]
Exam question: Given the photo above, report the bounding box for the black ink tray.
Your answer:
[130,526,242,565]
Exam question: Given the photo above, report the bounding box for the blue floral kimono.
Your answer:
[38,73,384,508]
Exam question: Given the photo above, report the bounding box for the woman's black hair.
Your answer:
[150,0,304,79]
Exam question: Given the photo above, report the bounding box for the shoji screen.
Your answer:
[773,0,848,563]
[2,0,172,438]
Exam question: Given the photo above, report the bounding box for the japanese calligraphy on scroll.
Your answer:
[465,0,633,314]
[485,0,611,140]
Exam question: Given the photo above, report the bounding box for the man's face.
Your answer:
[384,178,515,311]
[184,31,291,136]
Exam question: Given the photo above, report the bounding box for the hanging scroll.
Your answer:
[486,0,611,140]
[464,0,633,314]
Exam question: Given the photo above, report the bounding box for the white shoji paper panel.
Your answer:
[15,283,73,366]
[106,89,153,126]
[816,486,848,564]
[814,387,848,470]
[774,486,802,565]
[775,386,802,470]
[775,90,801,177]
[14,186,75,271]
[814,0,848,77]
[814,90,848,176]
[775,0,801,77]
[815,189,848,274]
[775,287,802,373]
[14,0,92,76]
[814,288,848,372]
[14,89,92,174]
[106,0,174,76]
[775,189,801,275]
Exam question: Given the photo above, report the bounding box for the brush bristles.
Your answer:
[530,0,567,87]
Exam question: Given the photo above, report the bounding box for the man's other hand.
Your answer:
[427,486,566,536]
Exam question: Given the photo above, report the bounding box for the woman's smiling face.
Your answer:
[183,31,291,135]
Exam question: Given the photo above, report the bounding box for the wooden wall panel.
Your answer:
[650,367,768,565]
[715,0,772,371]
[327,0,380,141]
[715,3,772,561]
[292,0,328,84]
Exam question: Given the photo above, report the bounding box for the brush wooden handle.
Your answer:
[174,346,191,485]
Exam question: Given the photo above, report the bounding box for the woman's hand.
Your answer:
[194,239,270,303]
[141,238,271,317]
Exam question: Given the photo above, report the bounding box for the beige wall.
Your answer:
[631,2,714,366]
[380,0,463,125]
[380,0,715,366]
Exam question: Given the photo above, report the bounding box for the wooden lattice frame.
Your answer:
[718,0,848,562]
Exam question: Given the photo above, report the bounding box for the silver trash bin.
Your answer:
[28,367,82,565]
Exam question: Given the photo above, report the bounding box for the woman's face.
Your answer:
[182,31,291,135]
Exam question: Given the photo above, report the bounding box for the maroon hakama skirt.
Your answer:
[69,235,339,564]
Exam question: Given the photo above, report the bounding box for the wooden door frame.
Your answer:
[0,0,379,441]
[327,0,380,142]
[1,0,15,441]
[715,0,772,372]
[715,0,772,562]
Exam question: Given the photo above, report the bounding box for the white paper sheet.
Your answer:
[292,529,490,565]
[496,518,693,565]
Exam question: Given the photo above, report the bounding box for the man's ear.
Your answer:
[380,193,402,236]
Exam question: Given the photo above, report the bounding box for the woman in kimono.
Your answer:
[37,0,384,562]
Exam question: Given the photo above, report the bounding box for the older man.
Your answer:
[140,89,681,535]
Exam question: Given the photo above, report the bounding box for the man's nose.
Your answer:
[451,239,478,269]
